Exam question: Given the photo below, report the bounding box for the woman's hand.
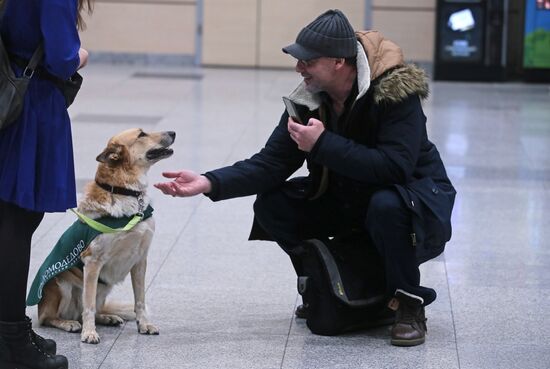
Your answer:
[78,48,89,69]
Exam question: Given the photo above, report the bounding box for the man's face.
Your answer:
[295,57,338,93]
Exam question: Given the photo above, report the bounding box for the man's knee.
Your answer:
[365,189,408,231]
[368,189,405,215]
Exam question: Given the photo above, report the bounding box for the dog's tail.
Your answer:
[100,302,136,321]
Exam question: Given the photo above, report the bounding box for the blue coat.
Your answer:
[0,0,81,212]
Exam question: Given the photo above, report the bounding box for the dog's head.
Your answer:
[96,128,176,170]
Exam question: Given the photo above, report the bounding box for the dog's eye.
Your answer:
[138,131,147,138]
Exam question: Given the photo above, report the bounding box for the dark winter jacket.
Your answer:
[204,31,456,262]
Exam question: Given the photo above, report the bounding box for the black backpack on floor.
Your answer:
[297,234,390,335]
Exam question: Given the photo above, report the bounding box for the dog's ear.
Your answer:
[96,144,126,166]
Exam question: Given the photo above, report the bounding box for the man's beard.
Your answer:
[305,81,323,94]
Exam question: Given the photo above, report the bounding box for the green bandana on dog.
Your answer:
[26,206,154,306]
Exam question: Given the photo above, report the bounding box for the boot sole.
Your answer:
[391,336,426,347]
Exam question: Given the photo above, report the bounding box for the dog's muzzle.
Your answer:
[146,131,176,160]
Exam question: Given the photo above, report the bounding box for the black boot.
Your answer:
[0,320,68,369]
[294,304,309,319]
[389,291,427,347]
[25,317,56,355]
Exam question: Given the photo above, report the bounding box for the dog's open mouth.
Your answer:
[146,147,174,160]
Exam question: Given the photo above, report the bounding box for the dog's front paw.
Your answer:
[96,314,124,326]
[81,330,101,344]
[137,321,159,335]
[60,320,82,333]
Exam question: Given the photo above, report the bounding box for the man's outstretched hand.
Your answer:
[154,170,212,197]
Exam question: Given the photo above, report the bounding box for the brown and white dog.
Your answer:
[37,128,175,344]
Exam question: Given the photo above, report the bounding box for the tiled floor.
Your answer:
[27,63,550,369]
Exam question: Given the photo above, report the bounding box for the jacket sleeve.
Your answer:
[204,112,306,201]
[40,0,81,79]
[309,94,424,185]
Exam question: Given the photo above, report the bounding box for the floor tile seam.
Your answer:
[117,329,291,338]
[447,284,550,293]
[97,321,129,369]
[280,294,300,369]
[443,253,462,369]
[111,319,297,339]
[454,341,550,348]
[99,315,293,365]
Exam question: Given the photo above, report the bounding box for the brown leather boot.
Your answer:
[389,291,427,347]
[0,319,68,369]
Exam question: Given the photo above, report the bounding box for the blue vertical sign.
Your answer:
[524,0,550,68]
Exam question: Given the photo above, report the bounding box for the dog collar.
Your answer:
[95,181,142,198]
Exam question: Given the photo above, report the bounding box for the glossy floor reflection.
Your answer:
[27,63,550,369]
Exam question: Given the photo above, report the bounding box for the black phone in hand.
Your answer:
[282,96,303,124]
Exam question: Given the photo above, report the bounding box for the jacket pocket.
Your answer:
[394,178,455,262]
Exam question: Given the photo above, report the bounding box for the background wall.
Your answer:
[201,0,366,67]
[371,0,436,63]
[81,0,197,55]
[82,0,437,67]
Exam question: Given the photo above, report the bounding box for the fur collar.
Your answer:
[372,64,429,104]
[286,31,429,109]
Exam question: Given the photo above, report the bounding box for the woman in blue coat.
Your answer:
[0,0,92,368]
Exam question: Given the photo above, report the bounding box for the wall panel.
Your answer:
[202,0,257,66]
[259,1,365,68]
[81,1,437,66]
[372,9,435,62]
[80,1,196,54]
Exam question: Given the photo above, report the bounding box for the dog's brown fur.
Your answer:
[37,128,175,344]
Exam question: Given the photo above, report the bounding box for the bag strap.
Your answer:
[306,239,386,308]
[23,43,43,78]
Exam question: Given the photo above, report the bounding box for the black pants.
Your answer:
[0,199,44,322]
[253,187,437,305]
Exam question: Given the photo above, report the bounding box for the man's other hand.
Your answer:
[287,117,325,152]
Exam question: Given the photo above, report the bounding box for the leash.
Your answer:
[70,209,145,233]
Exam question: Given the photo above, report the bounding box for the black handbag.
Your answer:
[0,35,43,130]
[297,236,389,335]
[51,71,83,108]
[59,71,82,107]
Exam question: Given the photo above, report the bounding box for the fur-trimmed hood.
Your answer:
[287,30,429,109]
